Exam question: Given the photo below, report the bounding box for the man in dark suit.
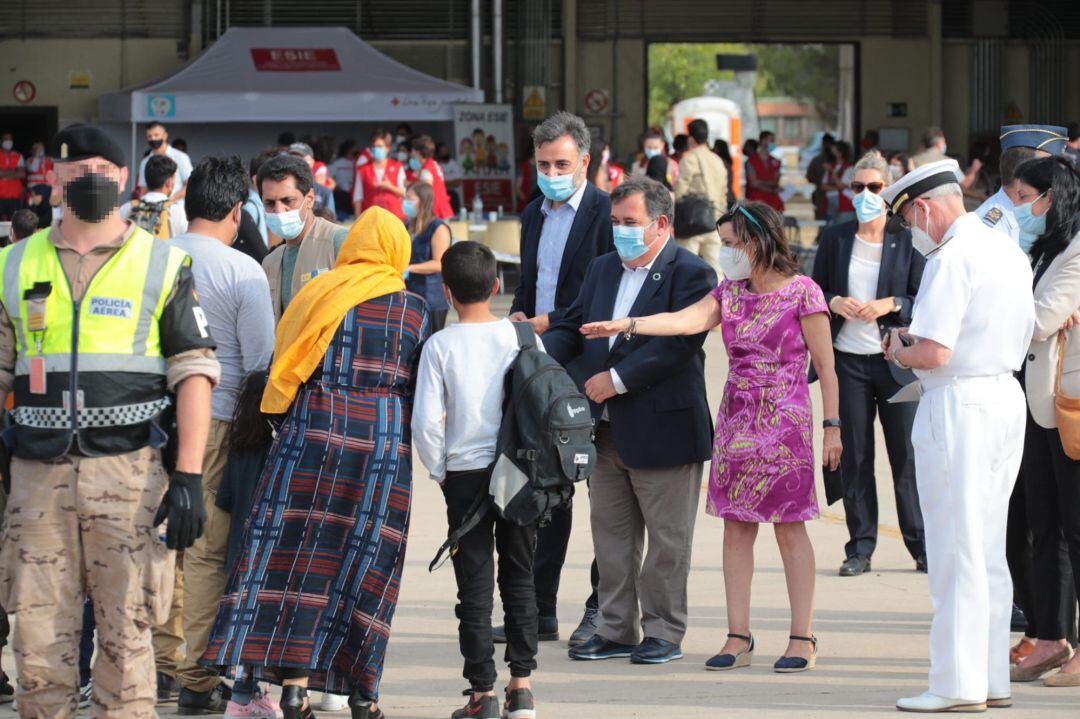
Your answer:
[544,177,716,664]
[503,111,614,647]
[812,217,926,576]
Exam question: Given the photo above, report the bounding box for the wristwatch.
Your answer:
[892,297,902,313]
[822,418,841,429]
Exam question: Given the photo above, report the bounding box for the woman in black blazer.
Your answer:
[811,150,926,577]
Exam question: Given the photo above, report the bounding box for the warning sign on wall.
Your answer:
[522,85,547,120]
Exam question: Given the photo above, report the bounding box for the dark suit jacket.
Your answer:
[543,241,717,470]
[811,220,925,385]
[511,182,614,325]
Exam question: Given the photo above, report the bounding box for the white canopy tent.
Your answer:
[99,26,483,183]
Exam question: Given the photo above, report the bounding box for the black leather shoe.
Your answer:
[156,672,179,703]
[569,607,600,647]
[348,689,385,719]
[494,615,559,644]
[631,637,683,664]
[838,555,871,577]
[568,634,635,661]
[915,555,928,573]
[279,685,317,719]
[177,683,232,715]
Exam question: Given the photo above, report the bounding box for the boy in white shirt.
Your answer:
[413,241,540,719]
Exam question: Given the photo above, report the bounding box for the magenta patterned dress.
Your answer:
[707,275,829,523]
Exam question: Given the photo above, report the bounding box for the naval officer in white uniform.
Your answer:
[880,160,1036,713]
[976,124,1068,250]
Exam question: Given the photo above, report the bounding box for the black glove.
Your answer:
[152,471,206,550]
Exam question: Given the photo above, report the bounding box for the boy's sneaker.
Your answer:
[78,680,92,708]
[225,696,282,719]
[451,690,500,719]
[503,688,536,719]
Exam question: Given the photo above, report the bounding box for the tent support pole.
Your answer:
[493,0,502,103]
[471,0,482,96]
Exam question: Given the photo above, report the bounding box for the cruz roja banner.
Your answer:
[453,104,516,214]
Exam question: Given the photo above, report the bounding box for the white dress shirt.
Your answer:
[834,236,884,355]
[535,181,588,316]
[137,144,193,192]
[607,242,666,396]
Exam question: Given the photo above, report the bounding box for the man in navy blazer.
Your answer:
[502,112,614,647]
[543,177,716,664]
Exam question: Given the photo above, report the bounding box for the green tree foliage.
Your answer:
[648,43,840,129]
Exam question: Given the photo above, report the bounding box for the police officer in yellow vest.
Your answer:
[0,124,219,718]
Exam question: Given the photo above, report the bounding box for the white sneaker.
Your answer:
[319,693,349,712]
[896,691,987,713]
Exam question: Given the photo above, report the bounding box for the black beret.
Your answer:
[50,124,126,168]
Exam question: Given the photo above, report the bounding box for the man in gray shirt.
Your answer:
[164,156,275,715]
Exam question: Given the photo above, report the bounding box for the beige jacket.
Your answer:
[674,144,729,216]
[262,216,347,322]
[1025,233,1080,428]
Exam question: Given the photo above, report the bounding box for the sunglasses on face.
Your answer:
[850,181,884,194]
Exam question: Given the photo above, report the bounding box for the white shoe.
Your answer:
[319,693,349,712]
[896,692,987,713]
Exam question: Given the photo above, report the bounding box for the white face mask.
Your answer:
[718,245,752,280]
[910,203,937,257]
[1,140,12,152]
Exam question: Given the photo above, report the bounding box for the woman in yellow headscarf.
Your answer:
[202,207,430,719]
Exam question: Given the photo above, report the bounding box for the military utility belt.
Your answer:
[11,396,172,430]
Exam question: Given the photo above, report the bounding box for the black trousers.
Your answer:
[443,469,538,692]
[1006,471,1039,637]
[534,498,599,619]
[835,351,925,561]
[1020,413,1080,642]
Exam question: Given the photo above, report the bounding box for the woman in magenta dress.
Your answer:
[582,201,841,674]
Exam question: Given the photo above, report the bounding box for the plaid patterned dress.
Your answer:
[201,291,429,699]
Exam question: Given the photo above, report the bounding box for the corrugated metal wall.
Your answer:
[0,0,186,38]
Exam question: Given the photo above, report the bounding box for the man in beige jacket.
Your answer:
[674,118,728,275]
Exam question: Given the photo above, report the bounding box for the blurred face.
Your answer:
[146,125,167,149]
[49,158,128,223]
[1,133,12,151]
[31,142,44,156]
[405,188,420,207]
[535,135,586,178]
[642,137,665,156]
[260,175,314,215]
[851,168,886,194]
[290,152,315,169]
[1015,181,1052,217]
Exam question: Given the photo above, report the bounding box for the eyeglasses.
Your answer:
[850,181,884,194]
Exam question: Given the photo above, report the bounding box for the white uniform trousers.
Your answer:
[911,373,1026,701]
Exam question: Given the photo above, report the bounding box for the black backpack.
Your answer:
[429,322,596,571]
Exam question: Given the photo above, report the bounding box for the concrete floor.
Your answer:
[2,296,1077,718]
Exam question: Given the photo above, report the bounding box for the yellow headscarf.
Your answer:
[262,207,411,413]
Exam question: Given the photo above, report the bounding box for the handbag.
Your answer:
[673,193,718,239]
[1054,329,1080,459]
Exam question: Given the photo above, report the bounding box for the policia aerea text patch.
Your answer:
[88,296,134,319]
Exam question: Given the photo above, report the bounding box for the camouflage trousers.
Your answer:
[0,447,174,719]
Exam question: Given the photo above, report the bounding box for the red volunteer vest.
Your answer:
[359,160,405,220]
[26,155,51,186]
[746,153,784,211]
[422,158,454,219]
[0,151,24,200]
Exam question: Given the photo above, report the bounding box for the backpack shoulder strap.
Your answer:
[512,321,535,350]
[429,484,490,572]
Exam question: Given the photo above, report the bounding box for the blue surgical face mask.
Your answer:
[537,165,580,202]
[853,190,885,223]
[371,146,388,161]
[612,221,657,261]
[1014,192,1048,244]
[396,151,409,163]
[767,142,777,154]
[402,198,418,219]
[409,157,423,172]
[643,147,662,159]
[266,208,306,241]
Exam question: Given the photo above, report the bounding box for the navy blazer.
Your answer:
[543,241,718,470]
[511,182,615,325]
[811,220,925,385]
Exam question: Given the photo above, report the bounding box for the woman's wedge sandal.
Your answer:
[774,635,818,673]
[706,633,755,671]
